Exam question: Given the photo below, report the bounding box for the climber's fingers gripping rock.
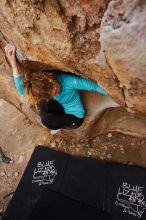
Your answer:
[4,43,17,69]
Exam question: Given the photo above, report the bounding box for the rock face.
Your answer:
[0,0,146,138]
[101,0,146,114]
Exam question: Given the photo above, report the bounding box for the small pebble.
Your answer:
[107,133,112,138]
[96,137,100,142]
[137,141,141,146]
[101,152,105,156]
[107,154,112,159]
[99,156,105,160]
[17,155,24,164]
[141,140,145,145]
[14,172,19,177]
[76,148,80,153]
[50,142,56,148]
[80,142,90,148]
[103,146,107,151]
[0,171,5,177]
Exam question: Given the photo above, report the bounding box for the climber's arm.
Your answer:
[67,75,108,96]
[12,62,25,95]
[5,43,25,95]
[13,75,25,95]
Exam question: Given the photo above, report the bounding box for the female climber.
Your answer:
[4,43,108,133]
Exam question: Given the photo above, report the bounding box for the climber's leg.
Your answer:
[40,112,84,130]
[39,100,65,114]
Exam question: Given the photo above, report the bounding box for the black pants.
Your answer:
[39,100,84,130]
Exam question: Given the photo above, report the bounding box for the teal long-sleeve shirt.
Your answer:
[13,73,108,118]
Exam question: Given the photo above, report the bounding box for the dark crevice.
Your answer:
[56,0,66,17]
[121,87,127,108]
[21,60,60,73]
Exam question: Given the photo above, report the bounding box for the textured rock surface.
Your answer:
[0,0,146,137]
[101,0,146,114]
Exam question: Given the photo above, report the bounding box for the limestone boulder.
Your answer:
[101,0,146,115]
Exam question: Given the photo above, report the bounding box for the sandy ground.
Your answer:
[0,99,146,213]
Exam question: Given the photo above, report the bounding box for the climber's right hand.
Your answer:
[4,43,17,69]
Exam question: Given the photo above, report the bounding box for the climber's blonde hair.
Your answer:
[23,71,60,105]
